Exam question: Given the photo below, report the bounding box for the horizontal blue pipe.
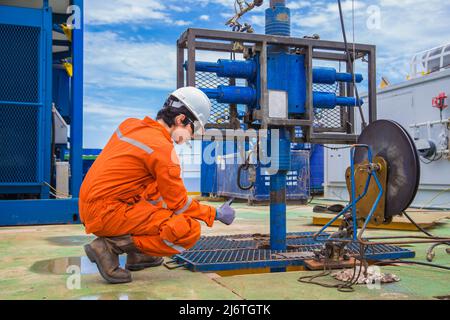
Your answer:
[194,59,256,79]
[200,86,256,105]
[313,67,363,84]
[313,92,364,108]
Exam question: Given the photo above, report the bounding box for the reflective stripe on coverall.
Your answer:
[79,116,216,256]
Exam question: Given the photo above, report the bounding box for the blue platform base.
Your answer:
[172,232,416,272]
[0,198,79,226]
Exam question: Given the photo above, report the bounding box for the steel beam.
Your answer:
[310,133,359,144]
[313,51,348,61]
[183,28,375,53]
[193,41,247,53]
[69,0,83,198]
[176,39,184,88]
[305,45,314,142]
[187,32,196,86]
[368,46,377,123]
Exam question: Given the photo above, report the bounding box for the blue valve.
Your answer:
[192,60,257,80]
[313,92,364,109]
[313,67,363,84]
[200,86,257,105]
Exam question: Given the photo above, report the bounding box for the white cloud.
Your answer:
[167,5,192,13]
[289,1,312,10]
[174,20,191,26]
[83,98,154,148]
[85,0,193,26]
[84,100,148,120]
[84,31,176,90]
[85,0,169,25]
[325,0,366,14]
[199,15,210,21]
[249,14,265,27]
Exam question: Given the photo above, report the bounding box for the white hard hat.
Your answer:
[168,86,211,131]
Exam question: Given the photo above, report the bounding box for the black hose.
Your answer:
[375,260,450,271]
[237,163,255,190]
[402,211,450,244]
[402,211,450,262]
[337,0,367,129]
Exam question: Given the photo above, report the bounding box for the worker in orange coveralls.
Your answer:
[80,87,235,284]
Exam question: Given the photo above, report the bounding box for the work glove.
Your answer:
[215,199,235,225]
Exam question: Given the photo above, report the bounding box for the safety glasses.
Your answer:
[184,116,195,133]
[164,95,199,134]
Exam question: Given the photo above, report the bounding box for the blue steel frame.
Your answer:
[0,0,83,226]
[70,0,84,199]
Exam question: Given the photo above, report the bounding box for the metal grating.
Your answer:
[0,24,40,103]
[0,104,39,183]
[173,232,416,272]
[196,71,231,124]
[313,83,344,129]
[0,23,41,184]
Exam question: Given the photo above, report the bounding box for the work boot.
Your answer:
[84,235,136,284]
[126,252,164,271]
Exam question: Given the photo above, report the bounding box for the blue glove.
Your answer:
[215,200,236,225]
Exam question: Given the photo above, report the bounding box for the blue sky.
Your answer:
[83,0,450,148]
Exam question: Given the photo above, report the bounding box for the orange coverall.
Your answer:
[79,116,216,256]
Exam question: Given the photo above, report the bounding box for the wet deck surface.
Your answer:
[0,200,449,300]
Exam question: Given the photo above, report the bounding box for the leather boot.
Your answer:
[126,252,164,271]
[84,235,136,284]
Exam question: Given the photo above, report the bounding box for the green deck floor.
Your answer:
[0,200,449,300]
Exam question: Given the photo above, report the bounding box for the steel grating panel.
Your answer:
[0,22,42,185]
[0,104,39,183]
[196,71,231,124]
[173,232,416,272]
[313,83,344,130]
[0,24,40,103]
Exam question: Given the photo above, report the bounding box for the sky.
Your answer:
[83,0,450,148]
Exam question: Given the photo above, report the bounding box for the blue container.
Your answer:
[216,150,310,201]
[200,140,236,196]
[310,144,324,194]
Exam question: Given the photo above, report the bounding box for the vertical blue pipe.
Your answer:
[70,0,83,200]
[266,0,291,272]
[269,128,290,249]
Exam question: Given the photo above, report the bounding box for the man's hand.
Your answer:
[215,200,235,225]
